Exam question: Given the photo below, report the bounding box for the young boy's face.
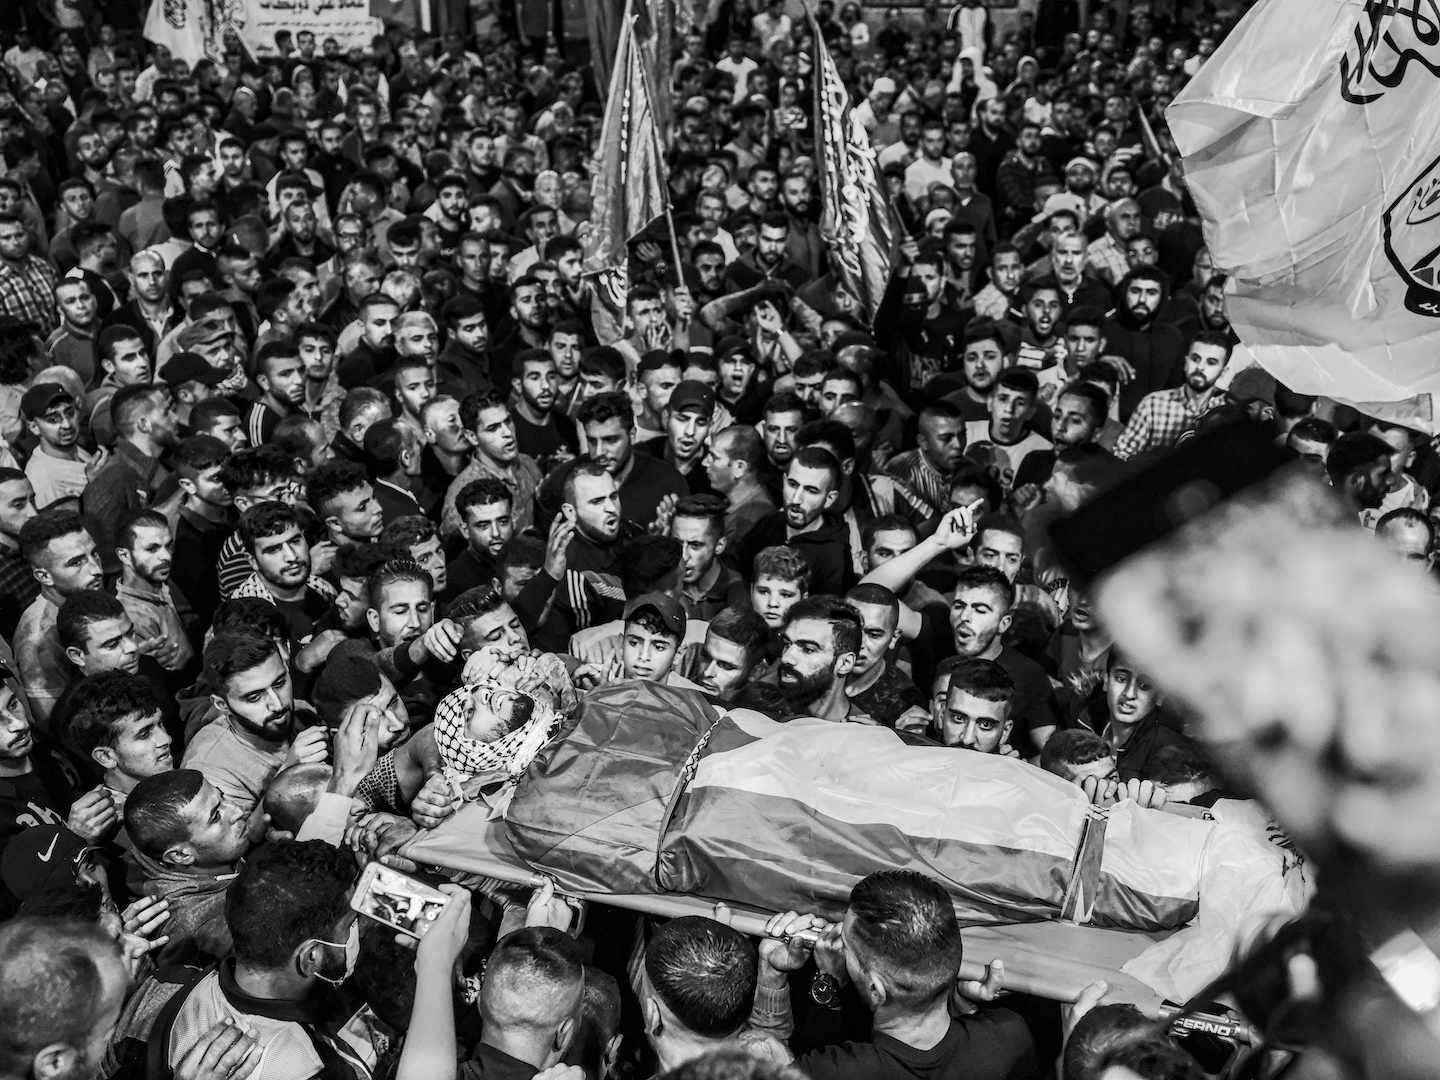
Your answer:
[751,575,804,630]
[943,686,1012,754]
[622,618,681,682]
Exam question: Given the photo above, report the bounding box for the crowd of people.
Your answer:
[0,0,1419,1077]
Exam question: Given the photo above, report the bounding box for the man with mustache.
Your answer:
[1114,331,1232,459]
[181,632,330,816]
[775,596,872,722]
[740,447,854,597]
[115,508,195,677]
[1101,266,1188,421]
[230,502,339,652]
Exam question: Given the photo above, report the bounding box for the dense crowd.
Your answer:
[0,0,1423,1078]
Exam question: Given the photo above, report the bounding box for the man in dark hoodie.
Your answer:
[124,768,252,963]
[436,294,493,401]
[741,447,855,596]
[1101,265,1186,421]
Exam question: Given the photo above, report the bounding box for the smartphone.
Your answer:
[351,862,454,939]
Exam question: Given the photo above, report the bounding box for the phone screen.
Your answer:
[352,863,453,939]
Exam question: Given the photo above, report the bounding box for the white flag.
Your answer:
[1169,0,1440,430]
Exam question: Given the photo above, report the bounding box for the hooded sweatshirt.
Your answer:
[134,849,236,965]
[1102,269,1187,420]
[740,511,856,597]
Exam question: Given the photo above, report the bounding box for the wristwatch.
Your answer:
[810,971,841,1009]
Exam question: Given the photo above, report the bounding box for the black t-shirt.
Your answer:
[799,1013,1040,1080]
[850,663,927,728]
[512,410,578,468]
[996,646,1061,760]
[273,588,335,650]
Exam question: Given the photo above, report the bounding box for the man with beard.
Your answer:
[939,659,1017,754]
[81,384,180,579]
[664,381,717,496]
[1016,283,1065,371]
[230,502,339,650]
[544,392,688,532]
[441,390,544,538]
[510,348,577,465]
[337,290,400,390]
[535,462,630,650]
[1102,266,1187,420]
[254,278,311,357]
[268,198,334,272]
[723,211,812,293]
[844,582,928,728]
[875,248,967,395]
[741,447,854,596]
[779,171,822,281]
[1032,232,1112,315]
[490,273,550,391]
[1326,432,1397,520]
[182,632,330,815]
[971,243,1025,323]
[116,509,195,677]
[86,326,153,449]
[437,294,492,403]
[307,459,385,551]
[245,340,307,447]
[1114,330,1230,458]
[774,596,869,722]
[425,173,470,260]
[949,153,999,266]
[887,402,970,517]
[996,122,1057,236]
[949,563,1060,756]
[671,495,747,622]
[446,478,514,601]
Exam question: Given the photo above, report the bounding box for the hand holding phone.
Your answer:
[352,863,455,939]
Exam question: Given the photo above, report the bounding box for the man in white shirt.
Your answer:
[904,119,954,204]
[716,36,759,101]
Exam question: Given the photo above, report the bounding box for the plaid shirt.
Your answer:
[1114,387,1223,459]
[1084,234,1130,288]
[0,255,57,335]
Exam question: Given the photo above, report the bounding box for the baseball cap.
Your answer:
[1227,366,1277,408]
[160,352,228,389]
[1032,191,1088,224]
[176,318,231,352]
[715,335,753,361]
[20,383,74,420]
[623,592,686,637]
[668,380,716,418]
[1,825,94,901]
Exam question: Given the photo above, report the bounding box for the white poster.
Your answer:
[146,0,382,64]
[237,0,384,58]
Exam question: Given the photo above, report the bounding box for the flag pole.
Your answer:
[632,14,689,287]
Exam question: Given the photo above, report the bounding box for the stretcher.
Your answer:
[402,803,1234,1027]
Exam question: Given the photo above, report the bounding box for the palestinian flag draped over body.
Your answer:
[1169,0,1440,432]
[810,7,895,326]
[583,0,671,276]
[504,684,1288,936]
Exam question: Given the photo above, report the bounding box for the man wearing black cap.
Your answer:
[22,384,106,513]
[665,380,719,497]
[161,351,228,432]
[716,336,770,425]
[621,593,702,688]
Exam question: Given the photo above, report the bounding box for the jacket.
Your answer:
[740,511,856,596]
[134,849,235,965]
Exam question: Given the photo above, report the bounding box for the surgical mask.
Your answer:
[310,920,360,986]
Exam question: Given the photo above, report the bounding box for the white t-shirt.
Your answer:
[964,421,1053,492]
[905,157,953,204]
[716,55,758,101]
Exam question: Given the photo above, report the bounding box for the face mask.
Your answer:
[310,919,360,986]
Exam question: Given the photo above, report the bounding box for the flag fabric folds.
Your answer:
[1168,0,1440,429]
[582,0,671,276]
[810,10,895,325]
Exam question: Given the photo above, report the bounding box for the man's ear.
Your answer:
[64,646,87,671]
[324,513,342,536]
[31,1042,83,1080]
[863,969,889,1011]
[822,489,838,510]
[31,565,53,588]
[714,536,727,556]
[841,456,856,477]
[640,994,663,1038]
[209,693,230,719]
[178,477,198,497]
[91,745,118,773]
[836,651,856,678]
[256,373,271,395]
[366,608,381,636]
[554,1015,577,1056]
[998,612,1013,637]
[295,939,327,980]
[161,842,195,869]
